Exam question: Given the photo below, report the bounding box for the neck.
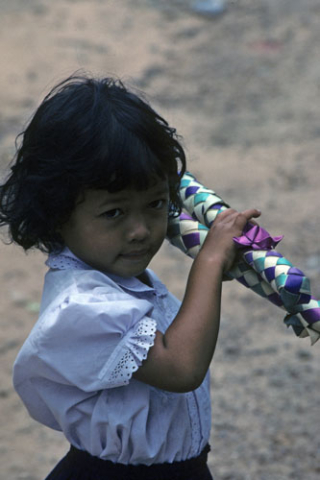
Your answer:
[136,270,152,287]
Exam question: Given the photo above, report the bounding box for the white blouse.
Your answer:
[13,248,211,465]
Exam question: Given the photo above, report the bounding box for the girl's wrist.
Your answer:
[195,249,229,275]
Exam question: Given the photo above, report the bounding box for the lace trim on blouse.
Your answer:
[101,317,157,388]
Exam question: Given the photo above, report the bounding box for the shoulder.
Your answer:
[39,271,154,338]
[40,265,126,312]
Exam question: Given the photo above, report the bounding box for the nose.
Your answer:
[127,214,150,242]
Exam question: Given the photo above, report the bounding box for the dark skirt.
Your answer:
[45,444,213,480]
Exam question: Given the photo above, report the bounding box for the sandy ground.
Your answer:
[0,1,319,479]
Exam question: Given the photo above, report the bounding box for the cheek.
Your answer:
[154,216,168,240]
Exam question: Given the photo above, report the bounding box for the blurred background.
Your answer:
[0,1,319,479]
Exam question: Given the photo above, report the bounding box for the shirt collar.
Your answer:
[46,247,90,271]
[46,248,168,296]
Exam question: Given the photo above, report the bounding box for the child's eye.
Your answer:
[101,208,122,219]
[149,199,167,210]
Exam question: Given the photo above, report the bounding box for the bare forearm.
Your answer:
[163,254,224,387]
[134,253,225,392]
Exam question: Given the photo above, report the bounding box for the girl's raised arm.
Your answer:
[133,208,261,392]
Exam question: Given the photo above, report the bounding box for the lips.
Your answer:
[121,249,149,259]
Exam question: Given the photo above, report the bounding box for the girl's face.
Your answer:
[59,180,170,279]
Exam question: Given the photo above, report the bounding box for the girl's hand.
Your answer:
[200,208,261,273]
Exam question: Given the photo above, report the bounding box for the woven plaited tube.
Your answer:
[167,172,320,344]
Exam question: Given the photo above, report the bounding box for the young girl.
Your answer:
[0,75,260,480]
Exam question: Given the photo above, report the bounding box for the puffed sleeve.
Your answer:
[30,291,157,391]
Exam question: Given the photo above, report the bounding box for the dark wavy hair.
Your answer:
[0,74,186,253]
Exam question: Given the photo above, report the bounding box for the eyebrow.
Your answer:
[97,185,169,209]
[97,196,128,208]
[150,185,170,196]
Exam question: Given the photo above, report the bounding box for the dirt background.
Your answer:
[0,1,319,479]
